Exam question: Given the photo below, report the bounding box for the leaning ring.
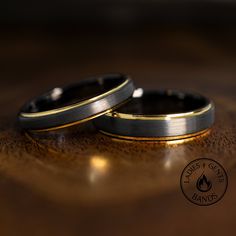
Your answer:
[18,74,135,131]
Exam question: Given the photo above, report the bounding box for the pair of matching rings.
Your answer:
[18,74,215,141]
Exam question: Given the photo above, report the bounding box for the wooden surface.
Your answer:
[1,29,236,236]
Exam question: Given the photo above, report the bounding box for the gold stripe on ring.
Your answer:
[20,78,130,118]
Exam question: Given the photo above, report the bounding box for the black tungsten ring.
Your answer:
[94,88,215,140]
[18,74,135,131]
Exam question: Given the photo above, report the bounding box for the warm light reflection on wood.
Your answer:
[89,156,109,183]
[90,156,109,169]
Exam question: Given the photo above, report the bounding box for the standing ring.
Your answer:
[94,88,215,140]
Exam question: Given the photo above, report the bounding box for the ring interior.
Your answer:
[115,90,209,115]
[21,75,127,113]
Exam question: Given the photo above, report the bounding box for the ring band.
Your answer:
[94,89,215,140]
[18,74,135,131]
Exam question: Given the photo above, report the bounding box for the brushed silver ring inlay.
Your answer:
[94,88,215,140]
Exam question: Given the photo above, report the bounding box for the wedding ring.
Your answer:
[18,74,135,131]
[94,88,215,140]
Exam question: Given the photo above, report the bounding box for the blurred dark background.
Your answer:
[2,0,236,28]
[1,0,236,110]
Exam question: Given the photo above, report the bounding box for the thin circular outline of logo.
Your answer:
[180,158,228,206]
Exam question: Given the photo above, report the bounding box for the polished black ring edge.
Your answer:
[93,90,215,139]
[18,76,135,130]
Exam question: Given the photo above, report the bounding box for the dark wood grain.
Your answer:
[0,29,236,236]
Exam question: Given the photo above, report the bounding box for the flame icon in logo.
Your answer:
[196,173,212,192]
